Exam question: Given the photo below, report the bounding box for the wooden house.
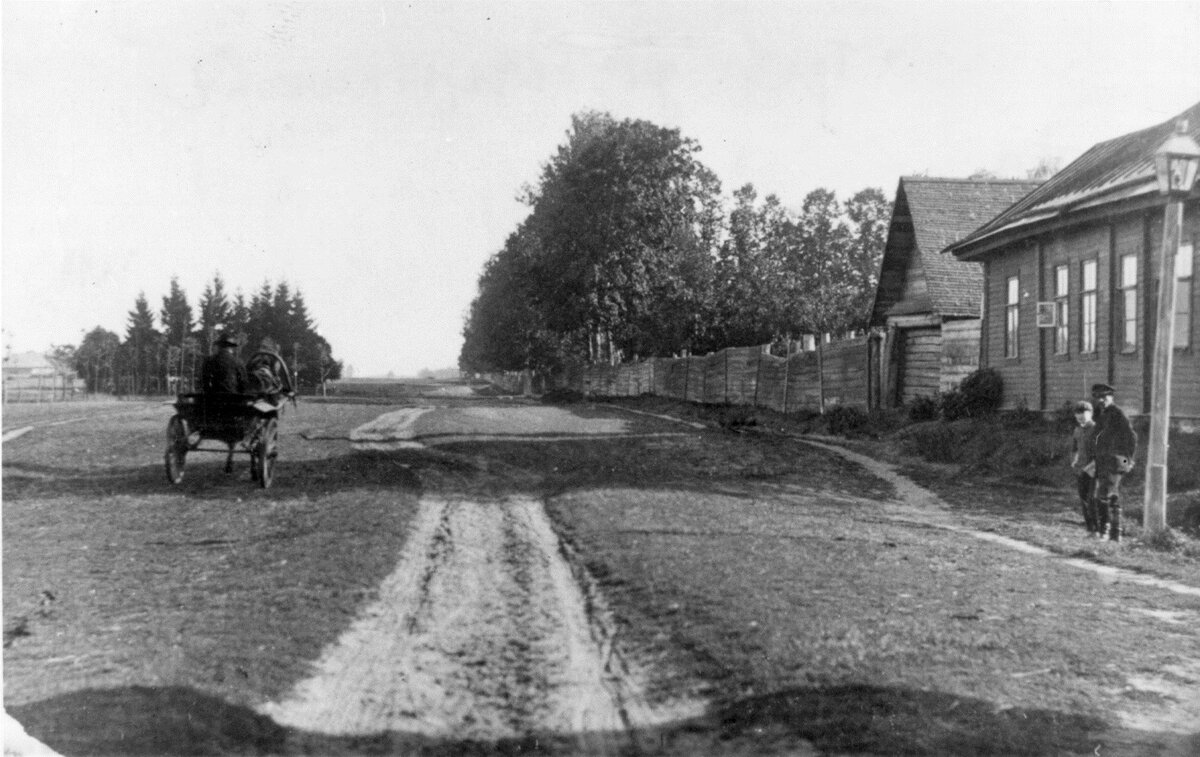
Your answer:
[869,177,1041,407]
[948,101,1200,422]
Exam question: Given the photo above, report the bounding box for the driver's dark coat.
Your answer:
[201,350,248,394]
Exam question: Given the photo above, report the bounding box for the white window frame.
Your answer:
[1005,275,1020,359]
[1081,259,1097,354]
[1175,241,1194,349]
[1120,254,1138,353]
[1054,264,1069,355]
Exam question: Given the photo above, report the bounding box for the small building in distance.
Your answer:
[869,177,1042,407]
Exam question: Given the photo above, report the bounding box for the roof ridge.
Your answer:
[901,176,1043,185]
[949,99,1200,257]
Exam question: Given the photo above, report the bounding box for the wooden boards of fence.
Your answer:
[568,336,873,412]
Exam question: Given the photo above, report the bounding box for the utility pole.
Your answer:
[1144,120,1199,533]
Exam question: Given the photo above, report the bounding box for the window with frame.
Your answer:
[1120,254,1137,353]
[1081,260,1097,354]
[1176,241,1194,349]
[1053,265,1069,354]
[1005,275,1020,358]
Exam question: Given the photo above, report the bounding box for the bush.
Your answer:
[907,395,940,422]
[959,368,1003,416]
[939,389,970,421]
[715,405,758,432]
[867,407,908,434]
[825,404,870,436]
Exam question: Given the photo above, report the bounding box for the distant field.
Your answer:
[323,377,498,401]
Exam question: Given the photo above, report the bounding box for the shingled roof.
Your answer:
[950,100,1200,260]
[870,177,1041,324]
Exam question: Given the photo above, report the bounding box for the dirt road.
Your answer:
[260,493,698,746]
[4,398,1199,755]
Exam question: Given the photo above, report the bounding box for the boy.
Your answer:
[1070,400,1100,536]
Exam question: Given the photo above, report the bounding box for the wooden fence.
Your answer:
[555,335,877,413]
[2,374,87,403]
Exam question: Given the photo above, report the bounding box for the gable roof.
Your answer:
[950,100,1200,260]
[870,177,1041,323]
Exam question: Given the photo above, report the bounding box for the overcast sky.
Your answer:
[4,1,1199,377]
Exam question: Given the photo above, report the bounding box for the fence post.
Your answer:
[782,342,793,414]
[817,338,826,414]
[724,349,730,405]
[753,345,763,408]
[683,355,690,402]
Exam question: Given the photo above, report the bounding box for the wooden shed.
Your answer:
[869,177,1041,407]
[948,101,1200,423]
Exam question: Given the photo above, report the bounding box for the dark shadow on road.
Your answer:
[1,424,893,505]
[11,681,1178,756]
[707,684,1110,755]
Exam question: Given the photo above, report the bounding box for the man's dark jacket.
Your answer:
[201,351,248,394]
[1094,402,1137,473]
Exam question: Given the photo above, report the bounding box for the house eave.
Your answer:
[948,187,1179,261]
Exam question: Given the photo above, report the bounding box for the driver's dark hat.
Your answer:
[1090,383,1115,397]
[216,332,241,347]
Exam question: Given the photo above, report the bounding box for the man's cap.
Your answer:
[216,333,241,347]
[1073,400,1093,413]
[1091,383,1115,396]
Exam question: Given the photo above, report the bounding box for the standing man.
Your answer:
[201,333,248,395]
[1091,383,1138,542]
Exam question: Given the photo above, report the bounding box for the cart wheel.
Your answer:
[255,417,278,489]
[164,415,188,485]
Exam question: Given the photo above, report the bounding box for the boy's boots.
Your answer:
[1082,497,1099,535]
[1107,497,1122,542]
[1096,503,1110,539]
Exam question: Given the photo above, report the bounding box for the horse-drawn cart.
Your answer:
[164,393,286,488]
[165,347,295,488]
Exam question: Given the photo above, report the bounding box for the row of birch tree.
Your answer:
[459,111,892,375]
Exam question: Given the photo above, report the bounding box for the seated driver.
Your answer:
[201,333,248,394]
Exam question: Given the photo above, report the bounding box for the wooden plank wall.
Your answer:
[561,336,874,412]
[898,326,942,404]
[940,320,981,393]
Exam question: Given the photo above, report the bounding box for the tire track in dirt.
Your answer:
[258,494,700,747]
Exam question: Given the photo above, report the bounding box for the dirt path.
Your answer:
[800,436,1200,740]
[258,493,700,746]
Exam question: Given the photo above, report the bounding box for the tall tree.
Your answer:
[228,290,251,348]
[247,280,275,354]
[124,292,159,394]
[197,273,231,354]
[460,223,571,374]
[524,111,722,362]
[159,277,194,385]
[711,184,790,349]
[786,189,856,338]
[74,326,121,393]
[843,188,892,332]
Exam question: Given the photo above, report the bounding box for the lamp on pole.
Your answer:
[1144,119,1200,533]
